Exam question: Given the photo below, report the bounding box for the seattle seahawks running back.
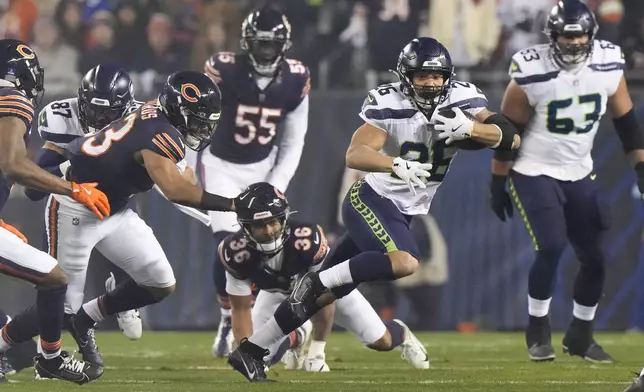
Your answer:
[490,0,644,364]
[226,37,520,382]
[224,183,428,380]
[201,5,310,357]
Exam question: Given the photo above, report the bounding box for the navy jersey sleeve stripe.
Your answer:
[363,108,416,121]
[514,71,560,86]
[0,108,32,126]
[441,97,488,111]
[161,133,185,160]
[589,62,624,72]
[151,137,178,163]
[40,130,79,144]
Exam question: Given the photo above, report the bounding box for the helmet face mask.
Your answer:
[77,64,134,133]
[545,1,598,67]
[235,182,291,256]
[241,7,292,77]
[396,37,454,115]
[159,71,222,152]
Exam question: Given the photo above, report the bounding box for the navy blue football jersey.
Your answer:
[0,88,34,210]
[204,52,310,164]
[64,99,186,213]
[219,221,329,294]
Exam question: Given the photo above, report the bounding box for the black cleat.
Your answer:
[0,371,6,383]
[4,338,38,373]
[0,355,15,376]
[526,315,555,362]
[625,372,644,392]
[227,338,274,382]
[67,316,103,367]
[288,272,327,321]
[33,351,103,385]
[562,318,614,363]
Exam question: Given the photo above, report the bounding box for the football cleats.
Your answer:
[241,6,292,76]
[78,64,134,133]
[235,182,291,255]
[0,39,44,105]
[395,37,454,115]
[545,0,598,66]
[159,71,222,152]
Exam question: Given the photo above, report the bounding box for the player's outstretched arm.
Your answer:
[345,122,392,172]
[24,142,68,201]
[0,116,74,195]
[608,76,644,196]
[141,149,235,211]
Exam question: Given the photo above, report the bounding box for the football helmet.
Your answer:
[240,6,292,76]
[159,71,222,152]
[78,64,134,133]
[395,37,454,114]
[0,39,44,105]
[545,0,598,66]
[236,182,291,255]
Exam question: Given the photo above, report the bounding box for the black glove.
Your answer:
[490,174,513,222]
[635,162,644,200]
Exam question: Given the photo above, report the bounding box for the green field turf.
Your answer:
[3,331,644,391]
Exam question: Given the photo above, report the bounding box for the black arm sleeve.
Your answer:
[483,113,519,151]
[613,108,644,153]
[200,191,234,211]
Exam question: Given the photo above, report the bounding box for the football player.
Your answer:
[489,0,644,363]
[223,182,428,379]
[226,37,521,381]
[0,39,108,384]
[2,70,241,372]
[24,64,145,348]
[200,5,310,357]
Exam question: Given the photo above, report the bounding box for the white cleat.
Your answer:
[394,319,429,369]
[303,354,330,372]
[211,315,234,357]
[282,320,312,370]
[106,273,143,340]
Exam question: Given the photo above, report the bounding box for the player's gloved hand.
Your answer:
[392,157,433,192]
[433,107,474,145]
[303,354,330,372]
[635,162,644,201]
[70,182,111,219]
[489,174,513,222]
[0,219,27,243]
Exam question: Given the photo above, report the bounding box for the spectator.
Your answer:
[132,13,187,97]
[428,0,500,74]
[30,16,80,97]
[77,11,121,75]
[190,19,228,71]
[113,0,155,69]
[497,0,553,61]
[54,0,85,52]
[0,0,38,43]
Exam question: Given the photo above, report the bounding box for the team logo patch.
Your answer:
[509,59,522,74]
[180,83,201,103]
[72,218,80,226]
[16,44,35,60]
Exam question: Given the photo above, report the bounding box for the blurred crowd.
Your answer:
[1,0,643,98]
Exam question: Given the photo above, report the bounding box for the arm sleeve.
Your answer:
[265,95,309,192]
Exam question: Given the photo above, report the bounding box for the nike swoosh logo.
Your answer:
[223,249,231,262]
[240,354,256,379]
[313,233,320,245]
[454,125,462,132]
[590,174,597,180]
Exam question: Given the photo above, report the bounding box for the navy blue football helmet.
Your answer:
[78,64,134,133]
[240,6,292,76]
[395,37,454,114]
[545,0,598,66]
[235,182,291,255]
[0,39,44,105]
[159,71,222,152]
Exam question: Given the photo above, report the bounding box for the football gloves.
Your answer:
[392,157,433,193]
[433,107,474,145]
[489,174,513,222]
[71,182,111,219]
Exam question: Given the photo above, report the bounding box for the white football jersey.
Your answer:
[360,81,488,215]
[510,40,624,181]
[38,98,143,148]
